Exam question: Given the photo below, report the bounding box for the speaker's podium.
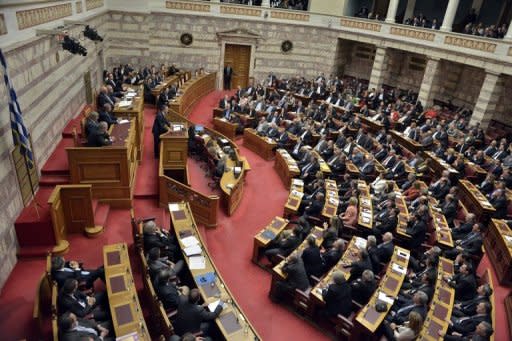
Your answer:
[159,122,189,184]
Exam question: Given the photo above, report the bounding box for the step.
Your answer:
[62,116,84,138]
[94,202,110,228]
[40,137,74,176]
[39,174,70,187]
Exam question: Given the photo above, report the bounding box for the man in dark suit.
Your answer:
[444,320,493,341]
[300,155,320,182]
[371,232,394,267]
[443,262,477,301]
[157,87,170,107]
[98,103,118,129]
[265,226,301,264]
[441,193,458,227]
[84,111,99,138]
[51,256,105,289]
[147,247,184,282]
[174,288,223,336]
[446,302,492,337]
[321,239,344,273]
[58,312,112,341]
[388,290,428,324]
[489,189,508,219]
[351,269,377,305]
[152,105,171,158]
[360,154,375,177]
[275,127,289,149]
[301,236,323,279]
[404,212,427,249]
[321,271,352,317]
[347,249,373,282]
[143,220,179,260]
[327,149,347,175]
[445,223,484,259]
[373,208,399,238]
[430,177,450,200]
[451,284,492,318]
[97,86,115,108]
[58,279,109,321]
[157,270,188,311]
[218,94,230,109]
[223,63,233,90]
[87,122,113,147]
[304,192,324,217]
[452,213,476,240]
[271,252,310,302]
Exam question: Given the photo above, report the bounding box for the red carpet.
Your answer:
[1,91,510,341]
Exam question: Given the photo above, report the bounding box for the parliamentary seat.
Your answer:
[332,312,355,341]
[293,275,320,317]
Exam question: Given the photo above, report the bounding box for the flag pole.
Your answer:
[23,147,40,218]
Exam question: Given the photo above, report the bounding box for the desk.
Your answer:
[424,151,459,182]
[103,243,150,340]
[169,202,261,340]
[458,179,495,222]
[485,219,512,285]
[243,128,276,160]
[393,185,411,239]
[169,72,216,117]
[66,120,137,208]
[151,75,180,98]
[417,257,455,341]
[274,149,300,189]
[252,216,289,264]
[357,180,373,229]
[429,205,454,248]
[390,130,423,154]
[159,123,188,170]
[284,179,304,218]
[113,86,144,162]
[355,247,410,334]
[220,156,246,216]
[322,179,338,219]
[311,151,332,175]
[310,237,366,303]
[213,117,238,142]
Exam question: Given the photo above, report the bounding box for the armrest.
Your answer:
[166,309,178,319]
[352,300,363,311]
[310,275,321,285]
[276,254,286,262]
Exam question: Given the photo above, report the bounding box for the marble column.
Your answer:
[261,0,271,7]
[403,0,416,23]
[505,17,512,40]
[441,0,460,32]
[385,0,400,23]
[469,71,502,130]
[417,57,441,107]
[368,47,389,91]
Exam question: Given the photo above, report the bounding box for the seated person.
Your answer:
[301,235,324,279]
[373,208,399,239]
[351,269,377,306]
[320,270,352,318]
[271,252,310,302]
[169,332,213,341]
[58,312,112,341]
[381,311,423,341]
[443,262,477,301]
[445,223,484,260]
[147,247,184,282]
[51,256,105,289]
[451,283,492,318]
[346,248,373,282]
[174,288,223,337]
[451,213,476,240]
[300,155,320,182]
[87,121,113,147]
[143,220,179,260]
[265,226,302,265]
[58,278,109,322]
[404,212,427,250]
[387,290,428,324]
[340,197,358,227]
[370,232,394,271]
[303,192,324,217]
[444,303,492,340]
[321,238,345,273]
[157,270,190,311]
[98,103,118,129]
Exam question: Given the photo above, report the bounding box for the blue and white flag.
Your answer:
[0,48,34,168]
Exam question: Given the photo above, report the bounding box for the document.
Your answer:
[118,100,132,107]
[392,263,406,275]
[397,250,410,260]
[354,237,367,249]
[378,291,394,305]
[189,255,206,270]
[118,119,130,124]
[181,235,199,248]
[184,244,202,256]
[292,179,304,186]
[208,299,227,312]
[168,203,180,211]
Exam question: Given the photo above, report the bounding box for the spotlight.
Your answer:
[62,35,87,56]
[84,25,103,42]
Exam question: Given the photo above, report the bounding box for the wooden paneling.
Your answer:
[224,44,251,89]
[169,72,216,117]
[11,143,39,205]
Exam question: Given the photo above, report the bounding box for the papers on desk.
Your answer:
[354,237,367,249]
[291,190,301,197]
[378,291,395,305]
[118,100,132,107]
[189,255,206,270]
[208,299,227,312]
[328,198,339,206]
[118,119,130,124]
[181,235,199,248]
[392,263,406,275]
[361,212,372,221]
[397,249,410,260]
[234,166,242,173]
[184,244,202,256]
[125,92,137,98]
[219,138,228,144]
[361,198,370,205]
[169,203,180,211]
[172,124,183,132]
[504,235,512,244]
[292,179,304,186]
[219,117,228,122]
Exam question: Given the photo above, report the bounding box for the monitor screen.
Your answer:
[195,125,204,133]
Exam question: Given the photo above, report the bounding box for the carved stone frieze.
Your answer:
[390,27,435,41]
[340,18,381,32]
[444,35,496,53]
[16,3,73,30]
[166,1,211,12]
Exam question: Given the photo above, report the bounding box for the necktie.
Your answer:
[397,304,415,315]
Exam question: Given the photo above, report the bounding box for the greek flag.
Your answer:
[0,49,34,168]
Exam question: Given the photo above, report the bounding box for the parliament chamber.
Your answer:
[2,1,512,341]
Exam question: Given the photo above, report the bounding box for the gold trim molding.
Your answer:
[85,0,104,11]
[444,35,496,53]
[0,14,7,36]
[220,5,261,17]
[76,1,83,14]
[16,3,72,30]
[390,27,435,41]
[165,1,211,12]
[271,10,309,22]
[340,18,381,32]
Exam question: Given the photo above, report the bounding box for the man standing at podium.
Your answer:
[223,63,233,90]
[152,105,171,158]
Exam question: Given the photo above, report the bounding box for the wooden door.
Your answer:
[224,44,251,89]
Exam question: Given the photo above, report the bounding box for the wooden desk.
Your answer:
[485,219,512,285]
[284,179,304,218]
[220,156,246,216]
[159,123,188,170]
[429,204,454,248]
[311,151,332,175]
[355,247,410,334]
[252,216,289,264]
[243,128,276,160]
[310,236,366,303]
[66,120,137,208]
[417,257,455,341]
[424,151,459,182]
[322,179,338,219]
[169,72,216,117]
[113,86,145,162]
[103,243,150,340]
[169,202,261,340]
[213,117,238,142]
[274,149,300,189]
[458,179,495,222]
[393,186,411,239]
[357,180,373,229]
[390,130,423,154]
[151,75,180,98]
[358,114,383,134]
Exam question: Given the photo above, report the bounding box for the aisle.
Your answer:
[187,91,330,341]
